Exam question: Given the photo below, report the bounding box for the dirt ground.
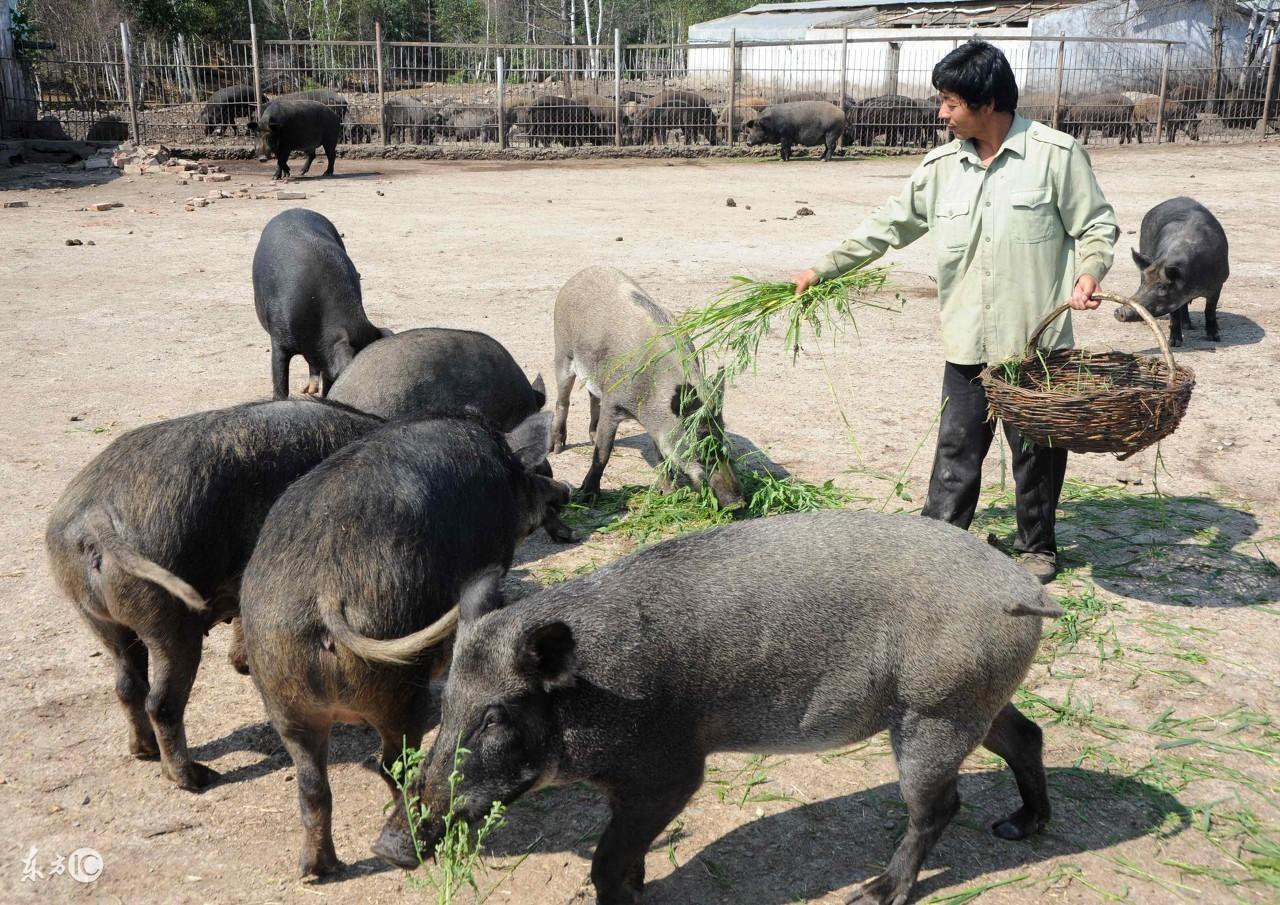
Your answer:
[1,139,1278,905]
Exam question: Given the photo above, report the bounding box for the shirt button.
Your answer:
[985,236,991,242]
[985,271,991,276]
[985,201,991,207]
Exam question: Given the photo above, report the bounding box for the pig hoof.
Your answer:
[551,440,566,455]
[370,825,422,871]
[300,849,343,877]
[301,381,320,396]
[170,761,220,792]
[991,807,1042,840]
[130,737,160,760]
[1207,327,1220,342]
[845,872,909,905]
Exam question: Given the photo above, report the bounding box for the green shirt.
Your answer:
[812,113,1119,365]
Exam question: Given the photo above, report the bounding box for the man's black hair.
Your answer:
[932,41,1019,113]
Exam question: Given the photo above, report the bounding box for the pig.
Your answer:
[847,94,933,148]
[239,413,573,876]
[526,95,604,147]
[1131,96,1196,143]
[45,399,382,791]
[628,90,718,146]
[444,105,498,142]
[716,95,769,143]
[247,98,341,179]
[198,84,265,136]
[746,100,844,161]
[552,266,743,508]
[1063,93,1137,144]
[276,88,350,124]
[1116,196,1229,346]
[86,114,129,143]
[404,508,1062,905]
[327,327,545,430]
[252,208,391,398]
[383,96,441,144]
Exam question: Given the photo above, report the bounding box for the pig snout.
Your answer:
[709,462,744,510]
[370,812,429,871]
[1114,302,1144,322]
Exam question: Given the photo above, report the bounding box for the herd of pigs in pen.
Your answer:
[44,176,1233,903]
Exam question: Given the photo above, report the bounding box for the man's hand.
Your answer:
[1068,274,1100,310]
[792,268,820,297]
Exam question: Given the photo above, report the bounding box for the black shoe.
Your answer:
[1020,552,1058,585]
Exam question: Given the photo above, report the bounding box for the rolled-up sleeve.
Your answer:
[1057,144,1119,284]
[812,166,931,281]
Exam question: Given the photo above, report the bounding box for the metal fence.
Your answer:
[3,26,1277,152]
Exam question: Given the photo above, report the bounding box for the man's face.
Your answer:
[937,91,993,139]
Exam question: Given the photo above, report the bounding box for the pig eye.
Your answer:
[481,707,507,733]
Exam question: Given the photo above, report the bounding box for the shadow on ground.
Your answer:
[486,766,1188,904]
[974,480,1279,606]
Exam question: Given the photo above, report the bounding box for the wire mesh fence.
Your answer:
[3,28,1277,153]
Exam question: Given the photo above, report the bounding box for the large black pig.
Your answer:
[239,413,573,876]
[248,98,341,179]
[1116,196,1229,346]
[45,399,382,792]
[746,100,844,161]
[327,327,545,430]
[198,84,265,136]
[252,208,391,398]
[402,509,1061,905]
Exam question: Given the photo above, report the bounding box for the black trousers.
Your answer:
[920,362,1068,556]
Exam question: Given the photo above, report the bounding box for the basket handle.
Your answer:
[1025,291,1178,388]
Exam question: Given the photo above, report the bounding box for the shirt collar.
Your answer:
[958,113,1030,165]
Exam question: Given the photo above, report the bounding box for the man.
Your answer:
[793,41,1119,583]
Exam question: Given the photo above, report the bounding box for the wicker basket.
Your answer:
[979,293,1195,460]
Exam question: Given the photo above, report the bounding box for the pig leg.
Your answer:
[278,721,341,876]
[1168,307,1185,348]
[823,132,837,161]
[369,704,434,871]
[847,713,974,905]
[1204,289,1221,341]
[580,409,621,498]
[274,149,290,180]
[780,140,792,162]
[551,354,576,454]
[591,767,704,904]
[271,343,293,400]
[301,362,322,396]
[298,148,317,176]
[227,616,250,676]
[145,633,217,791]
[589,392,601,441]
[322,141,336,177]
[84,613,157,758]
[981,703,1050,840]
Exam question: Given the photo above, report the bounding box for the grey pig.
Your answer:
[746,101,845,161]
[239,413,572,876]
[1115,197,1229,346]
[247,98,341,179]
[406,508,1061,905]
[252,208,391,398]
[45,399,382,791]
[551,266,742,508]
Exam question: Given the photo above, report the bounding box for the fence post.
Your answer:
[1052,35,1065,129]
[375,21,386,146]
[1261,39,1279,137]
[249,22,263,122]
[613,29,622,147]
[1155,41,1170,143]
[727,29,738,144]
[838,28,848,111]
[497,54,508,149]
[119,23,141,143]
[886,41,900,96]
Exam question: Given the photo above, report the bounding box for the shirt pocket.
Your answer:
[1008,187,1058,244]
[934,199,971,251]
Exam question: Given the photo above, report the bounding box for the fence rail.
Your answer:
[2,26,1277,152]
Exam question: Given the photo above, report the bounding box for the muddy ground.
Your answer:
[1,139,1278,905]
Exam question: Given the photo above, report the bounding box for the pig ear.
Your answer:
[517,621,577,691]
[529,373,547,409]
[1162,264,1182,283]
[246,120,259,133]
[504,411,553,470]
[458,566,505,623]
[1131,248,1151,270]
